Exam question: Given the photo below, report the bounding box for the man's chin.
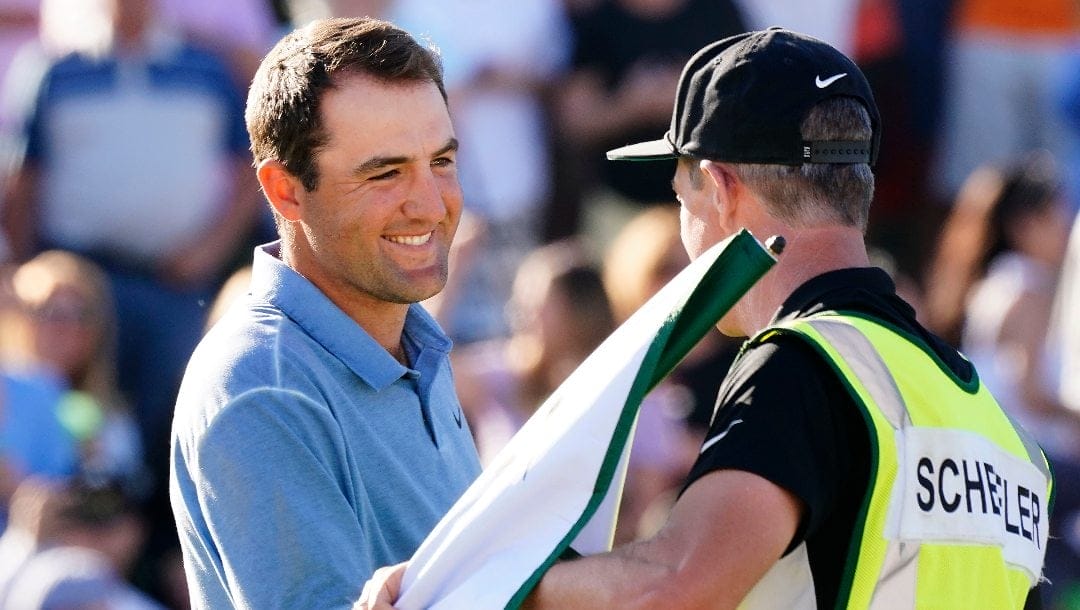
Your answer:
[389,272,448,305]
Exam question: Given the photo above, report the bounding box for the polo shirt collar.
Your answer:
[249,242,452,391]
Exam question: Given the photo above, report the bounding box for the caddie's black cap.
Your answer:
[606,27,881,166]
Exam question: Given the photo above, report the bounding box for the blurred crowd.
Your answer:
[1,0,1080,607]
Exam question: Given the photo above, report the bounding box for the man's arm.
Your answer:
[158,155,261,288]
[1,161,39,261]
[358,468,803,610]
[174,387,375,608]
[521,468,802,609]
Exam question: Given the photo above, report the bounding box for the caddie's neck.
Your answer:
[724,223,870,338]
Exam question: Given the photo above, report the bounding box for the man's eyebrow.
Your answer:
[434,137,459,158]
[351,154,409,176]
[351,138,459,177]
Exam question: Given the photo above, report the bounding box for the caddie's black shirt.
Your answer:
[682,266,1004,608]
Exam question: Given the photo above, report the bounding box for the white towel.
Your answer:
[397,229,777,610]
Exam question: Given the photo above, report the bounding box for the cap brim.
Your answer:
[605,138,678,161]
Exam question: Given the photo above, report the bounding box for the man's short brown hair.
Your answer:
[245,17,445,192]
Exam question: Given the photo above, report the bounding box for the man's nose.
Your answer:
[404,169,450,221]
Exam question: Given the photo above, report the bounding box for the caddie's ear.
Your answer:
[701,160,741,227]
[257,160,304,222]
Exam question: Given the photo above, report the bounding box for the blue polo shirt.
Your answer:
[0,370,75,481]
[169,242,481,609]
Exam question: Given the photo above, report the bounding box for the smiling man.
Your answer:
[168,17,481,608]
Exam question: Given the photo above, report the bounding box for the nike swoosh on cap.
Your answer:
[815,73,848,88]
[700,418,744,454]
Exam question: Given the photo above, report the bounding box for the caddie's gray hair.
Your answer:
[731,97,875,231]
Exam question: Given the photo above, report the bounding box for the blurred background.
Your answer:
[1,0,1079,607]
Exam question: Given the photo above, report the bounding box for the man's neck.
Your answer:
[281,248,411,363]
[348,302,411,363]
[735,225,870,336]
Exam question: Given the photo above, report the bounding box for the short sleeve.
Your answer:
[683,335,863,544]
[173,387,369,608]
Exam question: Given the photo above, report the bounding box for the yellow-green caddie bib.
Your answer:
[736,311,1054,610]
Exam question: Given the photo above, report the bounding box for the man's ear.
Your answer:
[256,160,304,222]
[700,160,740,226]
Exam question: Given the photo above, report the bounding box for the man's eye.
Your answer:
[432,157,454,167]
[370,169,399,181]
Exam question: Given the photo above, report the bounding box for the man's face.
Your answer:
[673,159,725,261]
[288,73,463,310]
[673,158,745,336]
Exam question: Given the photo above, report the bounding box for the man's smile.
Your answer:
[384,231,434,246]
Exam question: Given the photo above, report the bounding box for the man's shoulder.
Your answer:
[0,368,64,403]
[36,52,115,100]
[194,300,288,363]
[138,39,241,103]
[713,330,854,430]
[733,329,831,379]
[768,309,972,383]
[46,51,105,73]
[175,304,335,425]
[159,42,236,81]
[194,299,341,376]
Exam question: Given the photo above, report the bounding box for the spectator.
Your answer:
[0,475,162,609]
[157,0,279,88]
[0,1,40,261]
[926,152,1076,443]
[926,151,1080,606]
[9,251,147,497]
[733,0,859,54]
[957,153,1075,454]
[1,0,260,456]
[549,0,745,242]
[0,478,65,598]
[600,206,716,543]
[923,164,1001,345]
[0,267,76,532]
[930,0,1080,205]
[601,204,741,434]
[453,239,614,464]
[0,372,74,533]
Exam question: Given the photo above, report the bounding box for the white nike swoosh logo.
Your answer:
[700,418,744,454]
[815,73,848,88]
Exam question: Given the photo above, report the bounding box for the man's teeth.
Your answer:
[386,233,432,246]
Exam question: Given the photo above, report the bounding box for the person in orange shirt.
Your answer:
[931,0,1080,204]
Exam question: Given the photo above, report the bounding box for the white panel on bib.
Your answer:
[893,427,1049,580]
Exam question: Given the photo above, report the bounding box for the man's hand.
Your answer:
[355,561,408,610]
